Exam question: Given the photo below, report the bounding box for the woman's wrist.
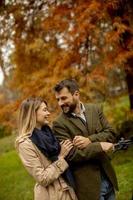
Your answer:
[58,155,64,159]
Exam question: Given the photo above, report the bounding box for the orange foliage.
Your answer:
[0,0,133,132]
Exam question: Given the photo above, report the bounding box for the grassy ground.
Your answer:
[0,134,133,200]
[0,150,34,200]
[112,148,133,200]
[0,135,34,200]
[0,134,16,155]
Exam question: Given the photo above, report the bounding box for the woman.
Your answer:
[16,97,77,200]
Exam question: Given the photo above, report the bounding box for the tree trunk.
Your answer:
[125,58,133,110]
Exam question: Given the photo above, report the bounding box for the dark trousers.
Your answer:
[100,172,115,200]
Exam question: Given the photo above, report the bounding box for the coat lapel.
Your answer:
[66,114,89,137]
[62,104,97,136]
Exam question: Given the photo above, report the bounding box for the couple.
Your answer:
[16,79,118,200]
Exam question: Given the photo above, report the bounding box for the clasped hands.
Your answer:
[60,136,91,150]
[73,136,91,149]
[61,136,114,152]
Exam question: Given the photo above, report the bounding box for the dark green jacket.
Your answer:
[53,104,118,200]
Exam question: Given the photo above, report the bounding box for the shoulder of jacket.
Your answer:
[54,112,66,122]
[18,138,32,149]
[85,103,102,111]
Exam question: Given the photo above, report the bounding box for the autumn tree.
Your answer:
[0,0,133,132]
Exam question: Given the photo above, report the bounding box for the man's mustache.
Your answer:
[61,104,69,109]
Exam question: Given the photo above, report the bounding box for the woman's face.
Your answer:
[36,102,50,128]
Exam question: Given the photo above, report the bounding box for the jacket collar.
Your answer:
[62,103,95,136]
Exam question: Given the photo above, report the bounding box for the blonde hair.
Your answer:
[15,97,47,148]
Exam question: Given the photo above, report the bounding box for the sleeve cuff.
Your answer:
[55,158,69,172]
[89,135,98,142]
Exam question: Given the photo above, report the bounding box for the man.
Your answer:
[52,79,118,200]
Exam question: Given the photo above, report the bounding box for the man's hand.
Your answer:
[73,136,91,149]
[100,142,114,152]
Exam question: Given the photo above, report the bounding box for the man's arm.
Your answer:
[53,120,104,164]
[88,105,117,143]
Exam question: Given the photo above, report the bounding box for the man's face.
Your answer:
[55,87,79,114]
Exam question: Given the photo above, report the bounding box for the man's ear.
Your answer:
[74,90,79,97]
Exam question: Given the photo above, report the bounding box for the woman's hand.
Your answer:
[58,140,73,159]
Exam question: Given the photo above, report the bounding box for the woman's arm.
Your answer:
[18,140,68,187]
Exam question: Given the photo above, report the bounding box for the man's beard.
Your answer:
[61,102,77,114]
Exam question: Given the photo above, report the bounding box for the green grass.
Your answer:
[0,134,16,155]
[0,135,133,200]
[0,135,34,200]
[112,147,133,200]
[103,95,130,126]
[0,150,34,200]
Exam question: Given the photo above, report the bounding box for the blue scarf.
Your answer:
[29,125,75,189]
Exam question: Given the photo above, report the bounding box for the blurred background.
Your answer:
[0,0,133,199]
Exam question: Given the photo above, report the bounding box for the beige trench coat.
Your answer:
[18,138,77,200]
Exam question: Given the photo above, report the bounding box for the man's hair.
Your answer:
[54,79,79,94]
